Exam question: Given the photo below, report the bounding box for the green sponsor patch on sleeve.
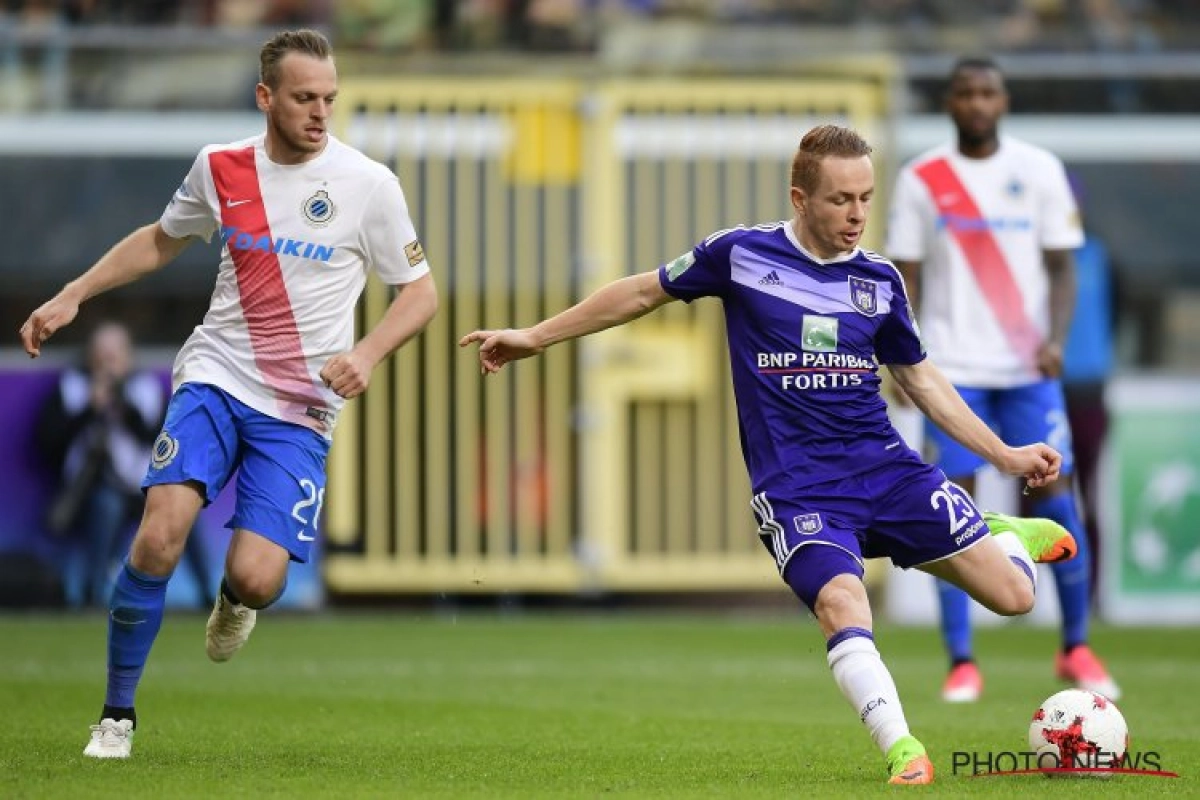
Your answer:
[666,252,696,281]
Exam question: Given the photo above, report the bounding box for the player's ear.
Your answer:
[255,83,271,113]
[790,186,806,216]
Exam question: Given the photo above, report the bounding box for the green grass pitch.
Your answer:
[1,613,1194,797]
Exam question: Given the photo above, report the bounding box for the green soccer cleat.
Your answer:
[887,735,934,785]
[983,511,1077,564]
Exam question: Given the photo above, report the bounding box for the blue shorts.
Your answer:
[925,379,1074,479]
[754,452,988,609]
[142,383,331,563]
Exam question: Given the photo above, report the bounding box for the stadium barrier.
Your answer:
[323,75,893,593]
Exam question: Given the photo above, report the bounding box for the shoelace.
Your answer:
[214,603,249,632]
[90,722,128,742]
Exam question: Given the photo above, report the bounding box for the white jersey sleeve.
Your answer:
[159,149,219,243]
[885,166,933,262]
[361,176,430,285]
[1038,156,1084,250]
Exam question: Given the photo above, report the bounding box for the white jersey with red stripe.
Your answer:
[886,136,1082,387]
[159,133,429,436]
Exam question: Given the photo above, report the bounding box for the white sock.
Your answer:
[992,531,1037,593]
[827,632,910,755]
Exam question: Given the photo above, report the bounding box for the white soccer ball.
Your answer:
[1028,689,1128,777]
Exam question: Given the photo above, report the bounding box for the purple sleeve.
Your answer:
[874,277,926,365]
[657,233,732,302]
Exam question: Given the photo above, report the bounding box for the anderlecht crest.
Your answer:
[849,276,877,316]
[793,513,823,535]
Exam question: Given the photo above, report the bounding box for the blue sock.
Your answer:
[936,579,973,664]
[106,561,169,709]
[1034,493,1091,650]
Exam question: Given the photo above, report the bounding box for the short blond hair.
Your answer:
[259,29,333,89]
[790,125,873,193]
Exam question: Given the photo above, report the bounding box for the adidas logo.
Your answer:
[758,270,784,286]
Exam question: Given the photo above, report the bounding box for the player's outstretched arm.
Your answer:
[321,273,438,399]
[459,270,673,375]
[888,358,1062,490]
[19,222,191,357]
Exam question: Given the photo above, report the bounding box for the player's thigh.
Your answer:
[142,382,242,506]
[135,383,240,566]
[994,380,1076,475]
[752,488,869,620]
[923,385,996,479]
[231,412,331,565]
[867,457,988,568]
[919,535,1030,615]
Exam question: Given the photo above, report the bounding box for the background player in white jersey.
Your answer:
[19,29,438,759]
[886,56,1119,703]
[461,124,1078,785]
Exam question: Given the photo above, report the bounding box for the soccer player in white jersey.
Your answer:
[19,29,438,759]
[462,124,1080,785]
[887,56,1119,703]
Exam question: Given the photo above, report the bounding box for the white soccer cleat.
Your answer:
[84,718,133,759]
[205,592,257,662]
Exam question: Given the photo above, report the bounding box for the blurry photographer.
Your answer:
[36,321,213,609]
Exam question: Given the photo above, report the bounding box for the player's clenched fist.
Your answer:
[998,442,1062,489]
[320,351,372,399]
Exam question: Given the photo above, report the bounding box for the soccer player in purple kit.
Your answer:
[460,124,1077,785]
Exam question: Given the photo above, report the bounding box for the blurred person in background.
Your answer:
[463,124,1079,786]
[886,56,1119,703]
[1061,174,1116,593]
[20,28,438,760]
[36,321,215,611]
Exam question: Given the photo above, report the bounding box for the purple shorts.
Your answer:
[753,451,988,607]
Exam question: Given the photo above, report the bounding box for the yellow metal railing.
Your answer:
[325,74,893,593]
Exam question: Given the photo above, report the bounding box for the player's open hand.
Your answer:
[19,292,82,358]
[458,328,542,375]
[320,351,372,399]
[998,442,1062,491]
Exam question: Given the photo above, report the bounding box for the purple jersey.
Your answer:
[658,221,926,493]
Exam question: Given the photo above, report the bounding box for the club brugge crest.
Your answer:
[151,432,178,470]
[848,276,878,316]
[302,189,336,227]
[793,513,823,536]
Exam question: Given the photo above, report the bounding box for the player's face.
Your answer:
[257,53,338,164]
[946,67,1007,147]
[791,155,874,259]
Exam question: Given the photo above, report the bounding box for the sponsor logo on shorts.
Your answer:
[151,432,179,470]
[956,518,985,546]
[793,513,823,535]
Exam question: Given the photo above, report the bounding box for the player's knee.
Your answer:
[990,576,1035,616]
[225,567,286,609]
[127,521,188,576]
[812,578,870,630]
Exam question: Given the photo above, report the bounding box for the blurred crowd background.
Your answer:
[2,1,1200,110]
